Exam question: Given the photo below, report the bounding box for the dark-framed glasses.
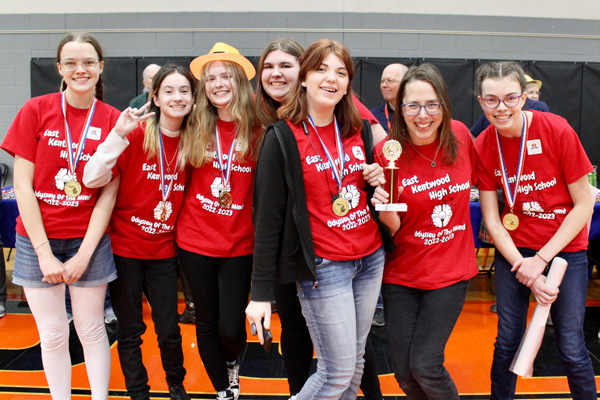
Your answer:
[60,58,100,71]
[480,93,523,109]
[401,102,443,115]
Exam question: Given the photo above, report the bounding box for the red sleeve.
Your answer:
[1,99,40,162]
[451,120,478,188]
[473,128,499,191]
[352,94,378,124]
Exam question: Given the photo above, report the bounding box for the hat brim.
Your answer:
[526,79,542,90]
[190,53,256,80]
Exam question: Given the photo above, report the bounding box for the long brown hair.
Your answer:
[255,38,304,126]
[143,65,197,170]
[56,32,105,101]
[277,39,361,137]
[189,61,260,167]
[390,64,457,165]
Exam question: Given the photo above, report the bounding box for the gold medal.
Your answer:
[332,196,350,217]
[64,180,82,198]
[160,204,168,222]
[502,212,519,231]
[219,191,233,209]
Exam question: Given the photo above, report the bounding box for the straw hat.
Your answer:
[524,74,542,90]
[190,42,255,80]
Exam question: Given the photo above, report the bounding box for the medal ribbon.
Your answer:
[158,128,181,202]
[307,115,345,192]
[495,111,528,212]
[61,91,97,177]
[214,125,237,191]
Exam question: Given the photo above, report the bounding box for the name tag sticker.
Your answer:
[526,139,542,155]
[87,127,102,140]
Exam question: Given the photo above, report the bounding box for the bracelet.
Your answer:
[535,251,549,265]
[34,240,49,252]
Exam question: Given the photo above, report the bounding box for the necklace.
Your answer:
[409,139,442,167]
[160,125,181,136]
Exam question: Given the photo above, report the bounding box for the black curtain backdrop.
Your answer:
[31,57,598,166]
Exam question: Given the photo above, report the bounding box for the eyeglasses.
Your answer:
[380,78,400,85]
[480,93,523,109]
[401,102,443,115]
[60,58,100,71]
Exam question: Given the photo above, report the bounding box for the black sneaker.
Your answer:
[179,308,196,324]
[226,359,240,399]
[168,383,190,400]
[217,389,235,400]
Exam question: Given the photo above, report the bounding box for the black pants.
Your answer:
[275,281,383,399]
[382,281,468,400]
[110,255,186,397]
[178,249,252,392]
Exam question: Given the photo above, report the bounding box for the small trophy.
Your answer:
[375,140,407,212]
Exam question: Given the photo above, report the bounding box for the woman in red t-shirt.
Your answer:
[474,61,596,399]
[246,39,389,400]
[0,32,120,399]
[373,64,478,400]
[83,64,196,400]
[176,43,261,400]
[252,37,386,399]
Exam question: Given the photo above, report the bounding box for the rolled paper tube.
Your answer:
[509,256,568,377]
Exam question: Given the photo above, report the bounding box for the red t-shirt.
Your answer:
[290,120,382,260]
[176,119,256,257]
[474,110,592,251]
[1,92,120,238]
[109,126,188,259]
[375,120,478,289]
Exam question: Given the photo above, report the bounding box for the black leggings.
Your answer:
[178,249,252,392]
[275,281,383,398]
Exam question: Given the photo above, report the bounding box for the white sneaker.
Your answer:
[0,301,5,318]
[216,389,234,400]
[226,359,240,399]
[104,307,117,324]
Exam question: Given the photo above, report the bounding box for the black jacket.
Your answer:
[250,119,394,302]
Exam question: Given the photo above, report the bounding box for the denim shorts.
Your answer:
[13,233,117,288]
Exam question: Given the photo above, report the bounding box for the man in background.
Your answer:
[129,63,161,109]
[371,63,408,134]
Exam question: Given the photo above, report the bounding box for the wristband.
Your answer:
[535,251,549,265]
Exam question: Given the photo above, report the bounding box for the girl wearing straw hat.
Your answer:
[178,42,261,400]
[83,64,197,400]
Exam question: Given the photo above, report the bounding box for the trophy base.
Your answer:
[375,203,407,212]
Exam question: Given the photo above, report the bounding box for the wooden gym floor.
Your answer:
[1,248,600,399]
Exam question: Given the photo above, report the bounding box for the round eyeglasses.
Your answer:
[401,102,443,116]
[60,58,100,71]
[480,93,523,109]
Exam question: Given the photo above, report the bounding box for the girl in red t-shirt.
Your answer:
[176,43,261,400]
[474,61,596,399]
[1,32,121,400]
[83,64,196,400]
[373,64,478,400]
[246,39,388,400]
[250,37,386,399]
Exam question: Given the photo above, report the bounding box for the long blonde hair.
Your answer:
[142,65,197,170]
[189,60,260,167]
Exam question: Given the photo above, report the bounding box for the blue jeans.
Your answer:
[491,248,596,400]
[295,246,384,400]
[382,280,468,400]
